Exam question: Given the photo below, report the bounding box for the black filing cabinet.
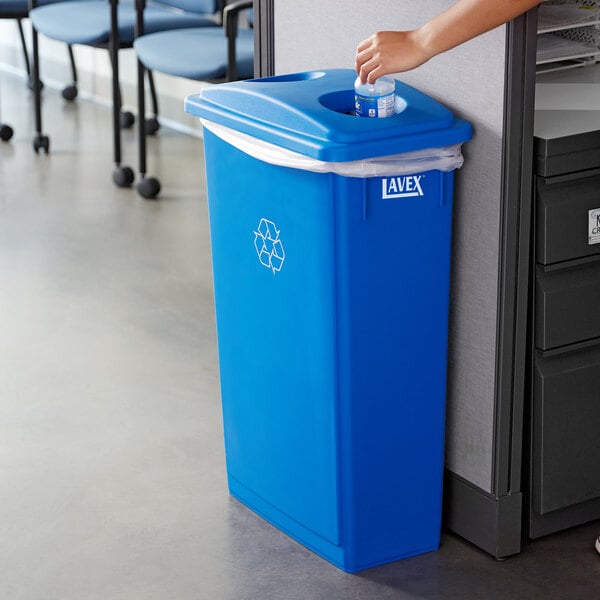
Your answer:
[528,130,600,538]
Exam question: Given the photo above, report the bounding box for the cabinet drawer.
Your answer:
[537,172,600,265]
[536,261,600,350]
[533,347,600,515]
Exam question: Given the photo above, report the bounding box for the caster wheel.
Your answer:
[119,111,135,129]
[62,85,78,101]
[137,177,161,199]
[33,135,50,153]
[144,117,160,136]
[0,124,14,142]
[112,165,135,188]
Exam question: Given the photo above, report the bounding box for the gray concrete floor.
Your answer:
[0,71,599,600]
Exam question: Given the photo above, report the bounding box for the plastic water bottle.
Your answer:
[354,75,396,118]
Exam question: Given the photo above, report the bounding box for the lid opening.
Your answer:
[319,90,408,117]
[250,71,326,83]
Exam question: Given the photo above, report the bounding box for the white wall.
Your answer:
[0,19,205,134]
[273,0,508,493]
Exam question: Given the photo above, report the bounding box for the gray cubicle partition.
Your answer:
[253,0,537,558]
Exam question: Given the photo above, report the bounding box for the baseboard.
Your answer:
[444,470,522,558]
[527,495,600,540]
[0,44,207,138]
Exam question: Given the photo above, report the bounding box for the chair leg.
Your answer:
[32,40,129,117]
[0,80,14,142]
[135,60,160,199]
[21,20,43,92]
[109,0,133,187]
[31,26,49,153]
[116,84,135,129]
[134,4,159,199]
[61,45,78,101]
[144,69,159,135]
[16,19,31,79]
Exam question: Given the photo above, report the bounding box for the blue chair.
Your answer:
[133,0,254,198]
[0,0,80,141]
[28,0,221,187]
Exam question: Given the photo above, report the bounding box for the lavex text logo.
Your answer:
[382,175,424,199]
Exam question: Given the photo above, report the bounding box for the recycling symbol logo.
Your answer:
[253,218,285,274]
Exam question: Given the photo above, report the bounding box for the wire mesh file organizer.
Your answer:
[537,0,600,73]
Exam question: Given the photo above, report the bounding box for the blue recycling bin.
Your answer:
[185,69,472,572]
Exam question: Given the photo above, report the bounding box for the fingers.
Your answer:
[356,35,374,54]
[355,32,389,83]
[354,55,371,84]
[356,58,382,85]
[355,31,428,81]
[365,65,383,84]
[355,56,383,85]
[355,39,378,84]
[354,48,369,82]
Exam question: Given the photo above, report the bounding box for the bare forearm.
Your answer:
[356,0,543,83]
[416,0,543,58]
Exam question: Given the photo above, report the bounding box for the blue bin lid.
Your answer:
[185,69,472,162]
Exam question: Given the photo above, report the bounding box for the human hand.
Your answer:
[355,30,432,84]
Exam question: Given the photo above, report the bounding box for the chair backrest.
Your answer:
[152,0,219,15]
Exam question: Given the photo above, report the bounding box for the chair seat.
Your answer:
[0,0,69,17]
[30,0,218,46]
[0,0,27,15]
[134,27,254,81]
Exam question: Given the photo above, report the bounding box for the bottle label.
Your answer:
[354,91,395,118]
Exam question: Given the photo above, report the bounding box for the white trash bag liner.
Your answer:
[201,120,465,178]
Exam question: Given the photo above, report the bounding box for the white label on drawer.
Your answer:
[589,208,600,245]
